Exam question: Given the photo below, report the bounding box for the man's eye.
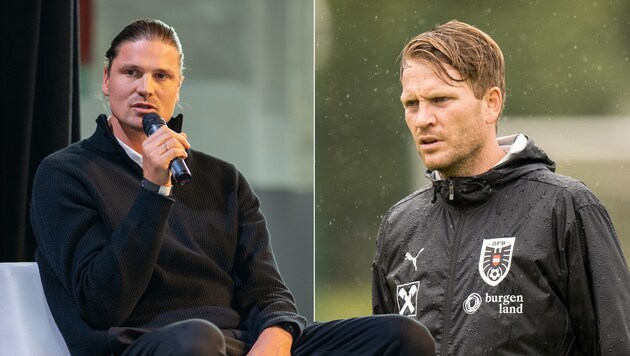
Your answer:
[432,97,448,103]
[155,73,170,80]
[125,69,139,77]
[404,100,419,108]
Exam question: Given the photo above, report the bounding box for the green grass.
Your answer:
[315,284,372,321]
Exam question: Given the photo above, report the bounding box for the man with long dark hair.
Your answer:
[31,18,434,356]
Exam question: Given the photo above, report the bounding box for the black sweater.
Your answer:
[31,115,305,355]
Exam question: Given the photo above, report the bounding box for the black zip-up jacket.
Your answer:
[372,134,630,355]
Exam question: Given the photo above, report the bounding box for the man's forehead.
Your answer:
[117,39,178,54]
[112,40,181,69]
[402,59,465,89]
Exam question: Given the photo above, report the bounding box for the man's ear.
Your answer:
[484,87,502,125]
[176,75,185,104]
[101,66,110,97]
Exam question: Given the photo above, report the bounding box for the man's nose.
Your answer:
[137,75,155,97]
[411,104,436,128]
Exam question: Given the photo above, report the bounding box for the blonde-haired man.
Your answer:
[373,20,630,355]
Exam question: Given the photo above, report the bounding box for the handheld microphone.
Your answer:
[142,113,192,185]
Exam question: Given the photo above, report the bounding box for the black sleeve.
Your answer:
[563,193,630,354]
[372,212,396,314]
[30,154,174,328]
[230,171,306,337]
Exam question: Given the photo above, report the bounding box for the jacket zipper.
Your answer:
[440,211,466,355]
[449,179,454,200]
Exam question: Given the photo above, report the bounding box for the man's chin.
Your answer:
[419,153,446,172]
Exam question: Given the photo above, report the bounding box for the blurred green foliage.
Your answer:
[315,0,630,320]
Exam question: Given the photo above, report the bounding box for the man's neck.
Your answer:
[107,116,146,155]
[435,134,527,179]
[441,147,506,179]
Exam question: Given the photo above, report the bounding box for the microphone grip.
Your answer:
[142,113,192,185]
[170,158,192,185]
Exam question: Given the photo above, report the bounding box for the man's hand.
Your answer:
[247,326,293,356]
[141,125,190,186]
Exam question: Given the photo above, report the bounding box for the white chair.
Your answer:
[0,262,70,356]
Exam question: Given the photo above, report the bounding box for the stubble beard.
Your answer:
[419,140,485,178]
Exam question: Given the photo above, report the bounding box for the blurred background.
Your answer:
[5,0,629,326]
[78,0,315,320]
[315,0,630,320]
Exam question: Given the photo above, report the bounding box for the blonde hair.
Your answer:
[400,20,506,113]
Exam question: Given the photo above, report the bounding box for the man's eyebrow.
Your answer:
[117,64,177,75]
[118,64,141,71]
[156,67,177,74]
[400,91,415,102]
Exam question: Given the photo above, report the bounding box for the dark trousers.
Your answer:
[116,315,435,356]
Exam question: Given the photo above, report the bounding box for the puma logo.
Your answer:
[405,248,424,271]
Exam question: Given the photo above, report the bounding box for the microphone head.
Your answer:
[142,113,166,136]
